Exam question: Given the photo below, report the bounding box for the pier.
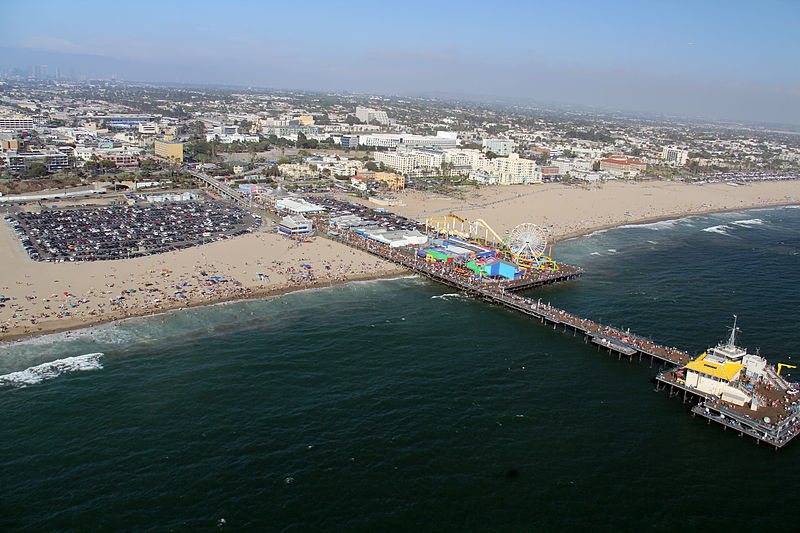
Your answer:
[321,221,690,369]
[255,195,799,449]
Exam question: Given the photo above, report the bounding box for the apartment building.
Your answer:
[470,153,542,185]
[661,147,689,166]
[5,149,69,173]
[0,116,35,130]
[355,106,390,125]
[154,139,184,163]
[599,155,646,176]
[482,138,514,156]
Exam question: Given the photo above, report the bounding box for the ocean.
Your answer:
[2,207,800,532]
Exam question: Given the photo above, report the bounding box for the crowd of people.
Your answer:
[0,265,253,336]
[6,200,256,262]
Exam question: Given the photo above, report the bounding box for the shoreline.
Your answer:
[1,269,411,344]
[5,201,797,344]
[549,199,800,243]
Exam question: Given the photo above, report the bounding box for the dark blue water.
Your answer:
[2,208,800,532]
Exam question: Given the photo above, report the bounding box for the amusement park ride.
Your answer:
[424,214,559,271]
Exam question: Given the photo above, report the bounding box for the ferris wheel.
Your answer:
[508,223,547,258]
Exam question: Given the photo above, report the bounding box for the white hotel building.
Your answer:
[471,153,542,185]
[374,147,542,184]
[359,132,458,149]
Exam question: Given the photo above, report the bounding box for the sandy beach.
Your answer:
[0,225,405,342]
[3,179,799,342]
[378,179,800,241]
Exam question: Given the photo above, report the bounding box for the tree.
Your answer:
[21,162,48,178]
[296,132,318,149]
[365,161,380,172]
[592,161,601,171]
[345,115,363,125]
[98,159,117,174]
[140,159,159,171]
[485,151,499,159]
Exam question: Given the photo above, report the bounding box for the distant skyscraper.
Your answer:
[40,65,48,79]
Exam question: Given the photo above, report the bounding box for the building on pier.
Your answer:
[278,215,312,235]
[684,354,747,405]
[482,259,522,280]
[657,318,799,447]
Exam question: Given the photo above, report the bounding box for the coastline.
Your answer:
[5,179,800,344]
[549,198,800,243]
[0,269,410,344]
[5,201,794,344]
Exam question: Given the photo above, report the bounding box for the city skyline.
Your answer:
[2,0,799,126]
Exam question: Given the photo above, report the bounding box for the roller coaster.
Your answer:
[425,214,559,271]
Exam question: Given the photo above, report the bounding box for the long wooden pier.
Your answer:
[325,227,689,369]
[320,222,799,449]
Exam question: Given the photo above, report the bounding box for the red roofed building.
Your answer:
[599,156,646,176]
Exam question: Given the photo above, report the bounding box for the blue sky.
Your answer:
[2,0,799,124]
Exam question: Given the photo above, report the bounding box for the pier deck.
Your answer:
[233,197,798,449]
[323,224,689,368]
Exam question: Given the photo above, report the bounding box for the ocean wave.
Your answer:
[431,293,465,300]
[618,219,680,231]
[731,218,764,227]
[0,353,103,388]
[585,229,608,238]
[0,321,121,348]
[702,224,731,236]
[590,252,601,256]
[607,249,618,253]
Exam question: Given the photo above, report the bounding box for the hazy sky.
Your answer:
[3,0,799,125]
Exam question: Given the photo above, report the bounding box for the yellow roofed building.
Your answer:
[684,353,749,405]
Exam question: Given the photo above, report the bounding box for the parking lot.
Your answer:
[6,201,259,262]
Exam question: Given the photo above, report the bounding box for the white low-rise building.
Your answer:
[276,198,325,215]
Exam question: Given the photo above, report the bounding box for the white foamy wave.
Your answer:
[590,252,601,256]
[647,240,658,245]
[585,229,608,238]
[702,224,730,236]
[607,249,618,253]
[618,219,680,231]
[431,293,464,300]
[731,218,764,227]
[0,353,103,388]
